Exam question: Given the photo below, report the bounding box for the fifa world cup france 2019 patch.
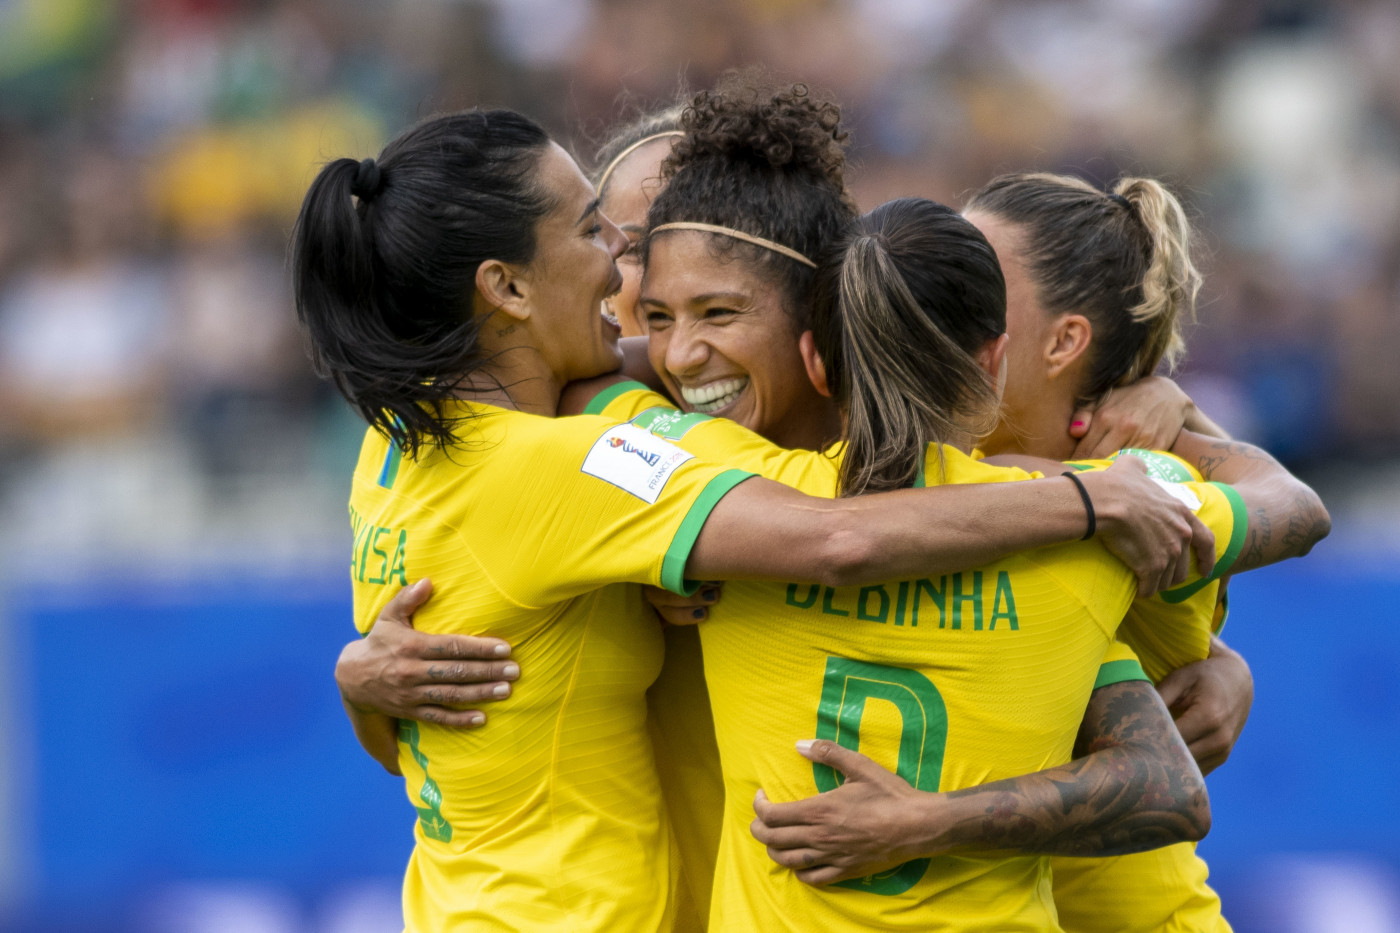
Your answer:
[581,422,695,504]
[1150,477,1202,511]
[629,406,713,440]
[1110,448,1196,483]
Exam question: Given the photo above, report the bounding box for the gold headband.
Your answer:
[650,222,817,269]
[595,131,685,197]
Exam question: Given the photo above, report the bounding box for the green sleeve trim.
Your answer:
[1159,481,1249,604]
[1062,461,1095,472]
[631,405,713,440]
[1094,658,1150,690]
[1212,588,1230,636]
[660,469,755,596]
[581,380,650,416]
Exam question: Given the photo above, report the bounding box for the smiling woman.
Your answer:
[641,81,854,450]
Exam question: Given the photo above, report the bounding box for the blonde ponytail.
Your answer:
[1113,177,1202,383]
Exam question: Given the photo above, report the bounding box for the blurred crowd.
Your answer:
[0,0,1395,569]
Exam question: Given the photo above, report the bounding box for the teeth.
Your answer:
[600,302,619,327]
[680,378,748,414]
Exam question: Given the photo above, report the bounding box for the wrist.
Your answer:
[901,790,966,860]
[1074,470,1127,534]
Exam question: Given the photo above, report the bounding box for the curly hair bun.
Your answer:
[667,79,848,184]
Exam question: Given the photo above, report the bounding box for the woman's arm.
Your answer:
[336,579,520,762]
[750,678,1209,884]
[1069,376,1229,459]
[1171,430,1330,573]
[1156,635,1253,775]
[690,456,1216,599]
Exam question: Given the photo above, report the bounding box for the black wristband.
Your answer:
[1062,471,1096,541]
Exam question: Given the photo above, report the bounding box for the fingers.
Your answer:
[411,705,489,728]
[1154,665,1195,710]
[766,846,827,870]
[1186,731,1232,775]
[750,819,822,850]
[1069,410,1093,440]
[752,788,816,829]
[1188,512,1217,580]
[794,739,883,782]
[409,631,512,661]
[643,583,721,626]
[795,865,849,886]
[374,578,435,629]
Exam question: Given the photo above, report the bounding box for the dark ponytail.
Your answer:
[292,109,551,457]
[815,198,1005,496]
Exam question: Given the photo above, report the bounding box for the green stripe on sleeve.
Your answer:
[1094,658,1150,690]
[1159,481,1250,604]
[377,441,401,488]
[660,469,755,596]
[582,380,651,416]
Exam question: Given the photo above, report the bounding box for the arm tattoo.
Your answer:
[1194,439,1276,481]
[939,682,1209,857]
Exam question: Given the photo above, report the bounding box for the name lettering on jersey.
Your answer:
[350,505,408,586]
[785,570,1019,631]
[581,422,694,504]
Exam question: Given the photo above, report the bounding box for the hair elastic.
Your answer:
[595,131,685,197]
[351,158,382,200]
[1062,471,1096,540]
[1108,192,1132,212]
[651,221,817,269]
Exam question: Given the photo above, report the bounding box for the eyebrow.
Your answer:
[620,224,646,235]
[639,291,750,309]
[575,198,601,226]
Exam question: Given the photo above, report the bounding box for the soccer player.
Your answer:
[293,107,1207,932]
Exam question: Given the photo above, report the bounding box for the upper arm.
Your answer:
[1171,431,1330,572]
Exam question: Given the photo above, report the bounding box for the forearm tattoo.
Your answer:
[940,682,1208,857]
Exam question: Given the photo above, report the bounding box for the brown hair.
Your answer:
[964,173,1202,406]
[814,198,1005,496]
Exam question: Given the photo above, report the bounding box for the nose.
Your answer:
[664,318,711,379]
[598,210,627,260]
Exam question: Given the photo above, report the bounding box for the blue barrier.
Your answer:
[1,554,1395,930]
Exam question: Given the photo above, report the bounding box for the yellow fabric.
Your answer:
[603,389,1148,932]
[647,625,724,932]
[348,401,750,932]
[1052,844,1232,933]
[1051,453,1239,933]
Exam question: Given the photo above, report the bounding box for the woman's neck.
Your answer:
[455,348,563,416]
[461,315,564,416]
[981,389,1079,460]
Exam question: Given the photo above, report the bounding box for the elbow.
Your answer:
[1185,785,1211,842]
[815,515,882,588]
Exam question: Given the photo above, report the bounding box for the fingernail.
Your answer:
[795,739,814,752]
[492,683,510,697]
[502,662,520,679]
[692,608,707,620]
[1071,420,1085,429]
[493,643,510,657]
[754,788,767,803]
[468,713,485,725]
[701,588,719,603]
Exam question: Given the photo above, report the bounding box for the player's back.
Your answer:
[349,401,751,932]
[698,445,1137,932]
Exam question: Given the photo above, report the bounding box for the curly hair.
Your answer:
[643,77,856,328]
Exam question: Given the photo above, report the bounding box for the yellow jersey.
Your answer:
[1049,451,1244,933]
[348,399,751,932]
[593,385,1157,932]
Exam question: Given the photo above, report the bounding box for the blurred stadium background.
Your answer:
[0,0,1396,930]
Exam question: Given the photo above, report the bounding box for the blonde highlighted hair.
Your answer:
[965,172,1202,405]
[814,199,1005,497]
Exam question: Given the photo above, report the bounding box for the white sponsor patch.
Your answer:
[581,423,695,503]
[1152,477,1202,512]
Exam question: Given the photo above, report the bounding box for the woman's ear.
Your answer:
[798,330,832,398]
[475,259,531,322]
[1045,313,1092,380]
[978,333,1011,388]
